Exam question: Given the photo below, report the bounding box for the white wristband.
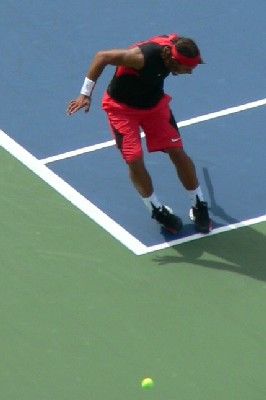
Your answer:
[80,77,95,97]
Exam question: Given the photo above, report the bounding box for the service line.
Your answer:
[40,98,266,165]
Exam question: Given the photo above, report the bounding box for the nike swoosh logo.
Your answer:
[171,138,180,142]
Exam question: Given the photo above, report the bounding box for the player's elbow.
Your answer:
[94,50,112,67]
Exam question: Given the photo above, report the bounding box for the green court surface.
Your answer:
[1,147,266,400]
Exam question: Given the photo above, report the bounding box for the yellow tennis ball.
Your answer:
[141,378,154,389]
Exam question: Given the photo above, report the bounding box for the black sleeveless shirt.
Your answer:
[107,43,170,109]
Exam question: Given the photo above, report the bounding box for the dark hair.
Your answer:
[176,37,200,58]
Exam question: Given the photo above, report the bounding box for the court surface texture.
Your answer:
[1,1,266,399]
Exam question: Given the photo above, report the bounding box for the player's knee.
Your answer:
[168,147,193,165]
[166,147,186,158]
[128,156,146,173]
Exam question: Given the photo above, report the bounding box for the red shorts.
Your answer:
[102,93,183,163]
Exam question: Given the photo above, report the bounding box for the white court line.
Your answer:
[0,129,147,255]
[141,216,266,254]
[1,127,265,255]
[40,98,266,165]
[1,98,266,255]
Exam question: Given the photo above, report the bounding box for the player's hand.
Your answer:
[67,95,91,116]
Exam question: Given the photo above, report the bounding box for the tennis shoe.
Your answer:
[152,204,183,234]
[190,196,212,234]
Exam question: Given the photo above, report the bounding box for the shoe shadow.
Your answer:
[153,168,266,282]
[203,167,238,225]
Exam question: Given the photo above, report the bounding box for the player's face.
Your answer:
[163,47,195,75]
[171,61,193,75]
[165,57,193,75]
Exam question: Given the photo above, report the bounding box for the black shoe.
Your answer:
[152,204,183,234]
[189,196,212,234]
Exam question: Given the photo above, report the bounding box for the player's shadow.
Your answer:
[153,168,266,282]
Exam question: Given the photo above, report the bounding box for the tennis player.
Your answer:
[67,34,211,234]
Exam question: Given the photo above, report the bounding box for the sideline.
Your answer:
[1,129,265,255]
[1,98,266,254]
[0,129,147,255]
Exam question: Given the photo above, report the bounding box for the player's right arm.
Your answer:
[67,47,143,116]
[87,47,144,80]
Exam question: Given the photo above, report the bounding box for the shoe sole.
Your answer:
[196,221,212,234]
[163,218,183,234]
[165,226,182,234]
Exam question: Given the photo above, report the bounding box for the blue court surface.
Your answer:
[1,0,265,253]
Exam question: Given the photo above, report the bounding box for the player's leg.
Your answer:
[143,96,211,233]
[128,156,153,198]
[128,157,183,233]
[166,147,198,191]
[166,147,211,233]
[112,121,183,233]
[102,96,182,233]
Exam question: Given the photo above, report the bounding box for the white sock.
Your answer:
[187,186,204,207]
[142,193,162,212]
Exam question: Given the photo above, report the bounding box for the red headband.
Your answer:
[171,45,201,68]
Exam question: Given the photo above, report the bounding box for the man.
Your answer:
[67,33,211,234]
